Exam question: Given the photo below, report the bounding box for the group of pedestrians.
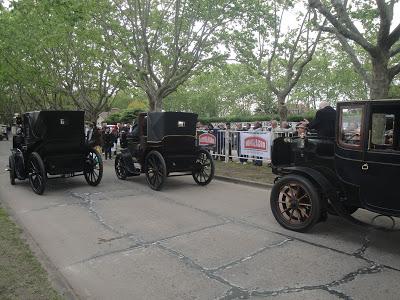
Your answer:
[85,122,132,160]
[196,102,336,167]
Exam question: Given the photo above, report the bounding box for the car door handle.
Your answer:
[361,163,369,171]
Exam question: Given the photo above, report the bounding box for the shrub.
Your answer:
[199,113,314,124]
[105,108,145,124]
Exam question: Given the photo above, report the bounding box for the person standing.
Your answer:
[112,125,119,155]
[304,101,336,137]
[91,123,102,154]
[237,123,248,164]
[252,122,263,166]
[103,127,113,160]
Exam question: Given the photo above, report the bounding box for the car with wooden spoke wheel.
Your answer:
[270,100,400,232]
[7,111,103,195]
[114,112,214,191]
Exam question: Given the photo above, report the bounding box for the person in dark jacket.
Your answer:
[305,101,336,137]
[103,127,114,160]
[91,123,103,154]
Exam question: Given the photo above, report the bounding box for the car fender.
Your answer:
[10,149,26,180]
[119,150,137,174]
[279,166,339,207]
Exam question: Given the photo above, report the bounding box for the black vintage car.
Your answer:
[115,112,215,190]
[270,100,400,232]
[8,111,103,195]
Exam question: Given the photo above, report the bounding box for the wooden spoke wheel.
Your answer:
[9,155,15,185]
[115,154,127,180]
[84,149,103,186]
[145,151,167,191]
[270,175,321,232]
[28,152,47,195]
[192,149,215,186]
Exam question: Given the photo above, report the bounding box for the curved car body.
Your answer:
[115,112,215,190]
[8,111,103,194]
[270,100,400,231]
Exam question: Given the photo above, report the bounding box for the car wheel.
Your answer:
[84,149,103,186]
[28,152,47,195]
[115,154,127,180]
[270,175,321,232]
[192,149,215,186]
[9,155,15,185]
[145,151,167,191]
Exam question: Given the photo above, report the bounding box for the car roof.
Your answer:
[338,99,400,106]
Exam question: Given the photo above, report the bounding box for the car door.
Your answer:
[335,104,366,187]
[359,103,400,215]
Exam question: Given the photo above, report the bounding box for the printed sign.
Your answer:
[198,132,216,146]
[240,132,271,159]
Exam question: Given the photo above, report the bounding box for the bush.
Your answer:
[199,112,314,124]
[105,108,145,124]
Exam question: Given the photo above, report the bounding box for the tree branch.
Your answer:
[309,0,376,54]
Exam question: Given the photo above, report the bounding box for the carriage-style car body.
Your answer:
[8,111,103,194]
[270,100,400,232]
[115,112,215,190]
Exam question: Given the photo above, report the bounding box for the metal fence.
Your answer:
[197,129,295,165]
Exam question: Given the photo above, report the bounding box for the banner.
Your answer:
[240,132,271,159]
[198,132,216,146]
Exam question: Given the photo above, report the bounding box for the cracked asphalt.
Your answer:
[1,140,400,300]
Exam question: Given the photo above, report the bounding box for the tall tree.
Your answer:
[104,0,235,111]
[164,64,273,117]
[291,43,368,108]
[0,0,124,121]
[309,0,400,99]
[230,0,323,121]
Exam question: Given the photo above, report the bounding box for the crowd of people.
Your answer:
[84,102,337,164]
[85,122,133,160]
[195,102,337,166]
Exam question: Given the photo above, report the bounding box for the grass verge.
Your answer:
[214,160,276,185]
[0,205,61,299]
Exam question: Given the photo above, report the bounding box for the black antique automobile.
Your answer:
[270,100,400,232]
[8,111,103,195]
[115,112,215,190]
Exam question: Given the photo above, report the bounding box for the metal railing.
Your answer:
[197,129,295,164]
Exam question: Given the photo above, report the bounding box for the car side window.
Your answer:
[370,113,395,151]
[339,107,363,147]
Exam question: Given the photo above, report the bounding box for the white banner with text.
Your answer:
[239,132,272,159]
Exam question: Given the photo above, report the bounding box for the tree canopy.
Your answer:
[0,0,399,123]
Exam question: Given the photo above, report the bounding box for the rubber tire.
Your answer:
[9,155,15,185]
[145,151,167,191]
[192,149,215,186]
[28,152,47,195]
[115,154,127,180]
[270,174,321,232]
[84,149,103,186]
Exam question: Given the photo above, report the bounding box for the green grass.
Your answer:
[0,206,61,299]
[214,160,276,184]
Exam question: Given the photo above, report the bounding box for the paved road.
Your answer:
[1,140,400,300]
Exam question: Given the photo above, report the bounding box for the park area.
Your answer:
[1,0,400,299]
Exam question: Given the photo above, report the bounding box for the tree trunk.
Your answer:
[278,97,288,122]
[148,94,163,112]
[86,110,99,125]
[370,56,390,100]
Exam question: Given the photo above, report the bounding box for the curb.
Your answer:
[0,200,80,300]
[214,175,274,189]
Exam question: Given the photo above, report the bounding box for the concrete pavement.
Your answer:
[1,139,400,299]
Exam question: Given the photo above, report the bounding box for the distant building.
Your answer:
[97,108,120,127]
